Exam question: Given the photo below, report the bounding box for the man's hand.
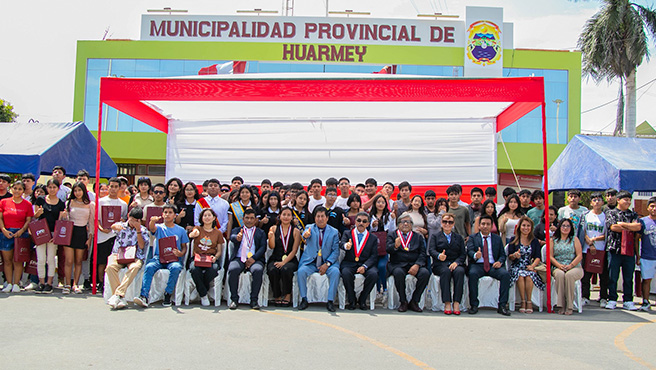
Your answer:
[345,241,352,250]
[356,266,365,274]
[245,257,255,269]
[492,261,502,269]
[319,263,328,275]
[395,236,401,249]
[438,250,447,262]
[303,228,311,239]
[474,247,482,260]
[172,249,183,257]
[236,230,243,242]
[408,264,419,276]
[448,262,458,271]
[150,216,161,224]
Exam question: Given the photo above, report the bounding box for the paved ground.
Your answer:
[1,291,655,370]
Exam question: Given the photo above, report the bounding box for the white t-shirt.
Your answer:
[334,196,349,211]
[308,196,326,213]
[97,196,128,244]
[582,211,606,253]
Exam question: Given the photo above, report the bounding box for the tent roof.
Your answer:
[548,134,656,192]
[0,122,117,178]
[99,74,546,134]
[636,121,656,136]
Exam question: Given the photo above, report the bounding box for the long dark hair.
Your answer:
[369,194,391,229]
[481,199,499,231]
[410,194,428,227]
[198,208,218,228]
[165,177,184,205]
[67,181,91,211]
[183,181,200,202]
[553,218,575,242]
[267,191,281,211]
[259,190,271,209]
[510,216,535,246]
[277,207,294,226]
[499,194,524,217]
[292,190,310,214]
[237,185,256,206]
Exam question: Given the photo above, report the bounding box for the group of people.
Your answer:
[1,169,654,317]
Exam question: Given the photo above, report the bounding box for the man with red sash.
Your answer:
[386,212,430,312]
[340,212,378,310]
[194,178,229,234]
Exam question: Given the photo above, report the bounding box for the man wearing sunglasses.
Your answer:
[340,212,379,310]
[142,183,166,224]
[387,212,430,312]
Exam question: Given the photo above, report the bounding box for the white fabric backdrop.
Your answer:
[166,117,497,186]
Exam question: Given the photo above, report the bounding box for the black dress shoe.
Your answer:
[359,302,368,311]
[250,301,260,310]
[347,302,356,310]
[468,306,479,315]
[398,302,408,312]
[298,298,309,310]
[326,301,336,312]
[497,306,511,316]
[408,301,423,313]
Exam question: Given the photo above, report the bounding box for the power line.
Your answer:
[581,77,656,114]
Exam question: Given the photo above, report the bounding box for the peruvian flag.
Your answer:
[198,61,246,75]
[373,65,397,74]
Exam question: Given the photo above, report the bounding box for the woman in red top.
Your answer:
[0,180,34,293]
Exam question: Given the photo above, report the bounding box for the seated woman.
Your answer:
[267,207,301,307]
[428,212,466,315]
[188,209,224,306]
[474,199,499,235]
[507,216,544,314]
[550,218,583,315]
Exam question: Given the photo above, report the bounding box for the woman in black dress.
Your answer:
[267,207,301,306]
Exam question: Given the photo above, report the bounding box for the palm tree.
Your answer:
[578,0,656,137]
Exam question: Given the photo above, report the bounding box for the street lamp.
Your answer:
[417,13,459,19]
[146,7,188,14]
[237,8,279,15]
[553,99,563,144]
[328,10,371,17]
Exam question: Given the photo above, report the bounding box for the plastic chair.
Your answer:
[542,245,583,313]
[184,242,227,307]
[507,244,544,312]
[103,246,149,303]
[337,274,376,310]
[428,274,469,312]
[223,241,270,307]
[386,274,427,310]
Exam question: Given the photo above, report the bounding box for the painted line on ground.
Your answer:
[614,318,656,369]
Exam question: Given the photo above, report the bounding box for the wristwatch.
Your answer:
[326,262,332,267]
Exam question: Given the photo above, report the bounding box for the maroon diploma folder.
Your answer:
[584,250,605,274]
[146,206,164,224]
[194,253,213,268]
[28,218,51,246]
[101,205,122,230]
[158,236,178,263]
[53,220,74,246]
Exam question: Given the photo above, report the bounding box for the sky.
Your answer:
[1,0,655,134]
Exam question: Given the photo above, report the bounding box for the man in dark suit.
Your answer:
[228,208,268,310]
[466,214,511,316]
[340,212,379,310]
[387,212,430,313]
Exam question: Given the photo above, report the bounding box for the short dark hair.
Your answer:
[310,178,322,187]
[202,179,210,188]
[502,187,516,198]
[356,211,370,221]
[313,206,329,218]
[325,187,337,195]
[470,187,483,196]
[424,190,436,198]
[617,190,632,200]
[531,190,544,201]
[231,176,244,184]
[347,193,362,207]
[568,189,582,197]
[326,177,338,187]
[518,189,532,197]
[590,192,604,200]
[273,181,283,188]
[137,177,152,190]
[384,182,395,191]
[290,182,304,191]
[453,184,463,193]
[355,183,365,189]
[485,186,497,196]
[261,179,272,186]
[446,185,459,195]
[605,188,618,196]
[129,206,144,220]
[52,166,66,176]
[108,177,120,186]
[117,176,128,185]
[648,196,656,206]
[0,173,11,183]
[153,183,166,191]
[479,214,493,224]
[76,169,90,179]
[21,173,35,181]
[338,177,350,184]
[162,203,177,213]
[243,208,256,216]
[365,178,377,187]
[208,178,221,186]
[398,181,411,191]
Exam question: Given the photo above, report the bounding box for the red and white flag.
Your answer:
[373,65,396,74]
[198,61,246,75]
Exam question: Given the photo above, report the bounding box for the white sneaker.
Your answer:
[107,294,120,309]
[623,301,638,311]
[582,298,590,306]
[116,297,128,310]
[200,296,210,307]
[24,282,38,291]
[11,285,20,293]
[640,302,651,311]
[605,300,617,310]
[2,284,13,293]
[599,299,608,308]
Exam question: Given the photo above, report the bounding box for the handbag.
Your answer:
[584,249,605,274]
[533,261,548,285]
[117,246,137,265]
[53,220,74,246]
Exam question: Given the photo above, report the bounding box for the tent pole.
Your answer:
[92,103,103,295]
[542,101,552,313]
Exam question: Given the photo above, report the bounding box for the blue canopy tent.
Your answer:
[548,135,656,192]
[0,122,117,178]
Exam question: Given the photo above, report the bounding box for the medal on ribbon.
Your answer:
[397,230,413,251]
[281,225,291,261]
[352,229,369,262]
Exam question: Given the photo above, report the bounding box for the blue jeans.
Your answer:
[297,263,339,301]
[140,258,183,298]
[0,227,21,251]
[376,255,388,292]
[608,253,635,302]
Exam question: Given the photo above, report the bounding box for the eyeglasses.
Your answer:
[442,220,454,225]
[356,218,368,223]
[400,220,412,224]
[326,194,336,198]
[221,189,230,193]
[153,190,165,195]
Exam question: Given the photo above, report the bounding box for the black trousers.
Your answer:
[581,252,610,300]
[390,265,430,304]
[190,265,219,298]
[468,263,510,308]
[267,260,298,298]
[228,260,264,303]
[340,264,378,305]
[432,264,465,303]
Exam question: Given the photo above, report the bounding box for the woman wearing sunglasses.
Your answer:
[428,212,466,315]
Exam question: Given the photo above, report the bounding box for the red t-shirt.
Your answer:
[0,198,34,229]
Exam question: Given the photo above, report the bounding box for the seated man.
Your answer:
[227,208,267,310]
[134,204,189,308]
[340,212,379,310]
[298,206,340,312]
[466,214,511,316]
[106,207,149,309]
[387,212,430,313]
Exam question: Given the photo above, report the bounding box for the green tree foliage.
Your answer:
[0,99,18,122]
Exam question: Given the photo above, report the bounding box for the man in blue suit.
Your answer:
[298,206,340,312]
[466,214,511,316]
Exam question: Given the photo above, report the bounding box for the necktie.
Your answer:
[357,233,364,243]
[483,236,490,273]
[240,242,248,263]
[316,228,324,268]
